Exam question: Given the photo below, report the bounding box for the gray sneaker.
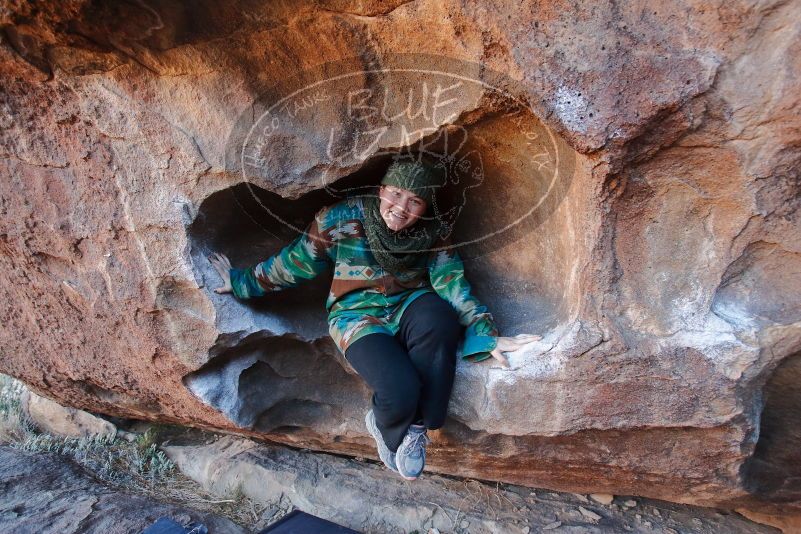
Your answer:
[365,409,398,473]
[395,423,431,480]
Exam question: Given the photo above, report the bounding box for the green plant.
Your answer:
[0,375,24,417]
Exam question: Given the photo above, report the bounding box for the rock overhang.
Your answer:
[0,0,799,517]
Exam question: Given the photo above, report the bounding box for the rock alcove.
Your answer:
[743,350,801,502]
[184,112,582,438]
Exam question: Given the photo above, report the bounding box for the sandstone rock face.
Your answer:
[1,0,799,518]
[21,389,117,439]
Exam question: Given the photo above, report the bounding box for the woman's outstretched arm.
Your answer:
[210,210,335,299]
[427,245,540,367]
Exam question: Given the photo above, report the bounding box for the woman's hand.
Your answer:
[208,252,233,294]
[490,333,542,368]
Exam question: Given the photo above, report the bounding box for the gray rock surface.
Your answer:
[0,446,246,534]
[165,435,779,534]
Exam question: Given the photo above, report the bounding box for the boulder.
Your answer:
[0,0,799,519]
[164,435,775,534]
[20,389,117,439]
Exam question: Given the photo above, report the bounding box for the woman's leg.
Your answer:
[396,292,461,430]
[345,332,422,452]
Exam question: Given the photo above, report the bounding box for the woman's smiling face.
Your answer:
[378,184,428,231]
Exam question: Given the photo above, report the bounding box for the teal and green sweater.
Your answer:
[229,196,499,362]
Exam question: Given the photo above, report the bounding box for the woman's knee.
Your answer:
[405,294,461,341]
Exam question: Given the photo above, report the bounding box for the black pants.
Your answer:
[344,292,462,452]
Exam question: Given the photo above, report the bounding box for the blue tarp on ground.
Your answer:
[142,510,358,534]
[258,510,360,533]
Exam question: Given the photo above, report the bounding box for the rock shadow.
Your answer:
[743,350,801,501]
[183,332,371,434]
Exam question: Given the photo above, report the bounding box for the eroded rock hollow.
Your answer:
[1,0,799,522]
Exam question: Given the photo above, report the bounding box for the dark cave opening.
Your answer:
[743,351,801,501]
[187,155,396,339]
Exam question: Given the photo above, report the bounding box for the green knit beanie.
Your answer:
[380,159,444,206]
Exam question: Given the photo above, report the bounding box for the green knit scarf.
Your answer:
[363,159,448,275]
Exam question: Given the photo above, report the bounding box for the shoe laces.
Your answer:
[403,428,431,458]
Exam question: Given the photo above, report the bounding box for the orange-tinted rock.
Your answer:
[0,0,799,521]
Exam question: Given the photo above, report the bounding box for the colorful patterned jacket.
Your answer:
[229,196,499,362]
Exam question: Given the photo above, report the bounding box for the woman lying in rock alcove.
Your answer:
[209,154,540,480]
